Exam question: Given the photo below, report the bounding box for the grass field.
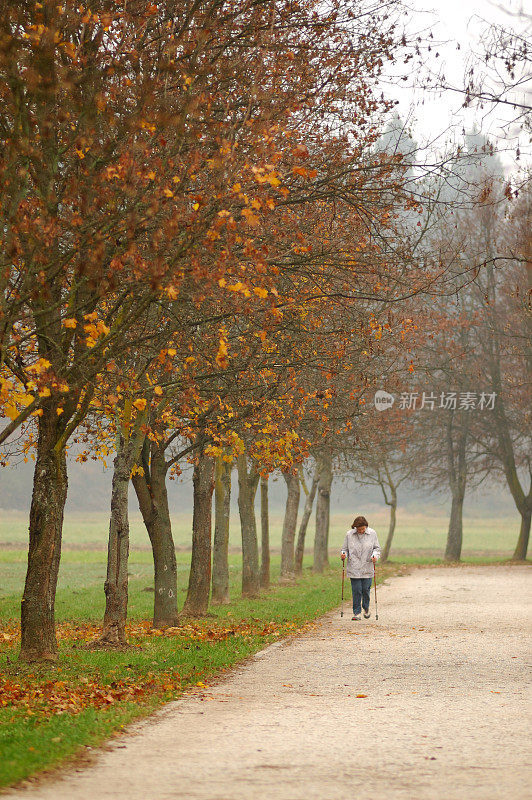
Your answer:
[0,506,520,554]
[0,506,519,611]
[0,501,524,790]
[0,555,406,790]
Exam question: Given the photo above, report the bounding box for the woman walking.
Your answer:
[341,516,380,620]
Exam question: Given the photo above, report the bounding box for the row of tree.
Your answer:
[0,1,529,664]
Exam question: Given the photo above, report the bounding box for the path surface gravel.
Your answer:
[5,565,531,800]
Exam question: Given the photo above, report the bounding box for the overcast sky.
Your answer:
[387,0,531,173]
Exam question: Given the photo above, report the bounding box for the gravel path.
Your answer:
[6,565,531,800]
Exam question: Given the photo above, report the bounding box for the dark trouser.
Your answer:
[350,577,372,615]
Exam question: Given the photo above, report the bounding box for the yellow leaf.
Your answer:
[165,285,179,300]
[15,392,35,407]
[4,403,18,420]
[62,318,77,329]
[133,399,147,411]
[193,202,200,211]
[241,208,259,227]
[147,171,156,180]
[253,287,268,299]
[172,176,180,184]
[154,386,163,396]
[215,328,229,368]
[163,188,174,198]
[28,358,51,374]
[266,172,281,187]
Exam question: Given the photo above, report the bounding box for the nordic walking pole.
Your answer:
[340,557,345,617]
[373,561,379,621]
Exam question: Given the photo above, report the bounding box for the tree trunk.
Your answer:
[181,448,215,616]
[295,472,318,574]
[381,486,397,563]
[98,433,142,646]
[444,413,468,562]
[236,453,260,597]
[132,440,178,629]
[445,488,466,561]
[313,451,333,573]
[492,396,532,560]
[280,472,300,583]
[260,474,270,589]
[513,509,531,561]
[484,261,532,561]
[19,407,68,662]
[212,455,231,604]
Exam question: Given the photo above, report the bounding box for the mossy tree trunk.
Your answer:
[181,445,215,616]
[132,439,178,628]
[313,451,333,573]
[295,470,318,574]
[212,455,232,604]
[98,429,145,646]
[236,453,260,597]
[19,405,68,663]
[280,471,300,583]
[260,474,270,589]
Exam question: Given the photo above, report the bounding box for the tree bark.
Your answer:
[485,261,532,559]
[513,509,531,561]
[445,487,466,561]
[132,440,178,628]
[236,453,260,597]
[181,448,215,616]
[260,474,270,589]
[280,472,300,583]
[491,389,532,560]
[444,413,468,562]
[19,407,68,662]
[98,432,143,646]
[295,471,318,574]
[381,484,397,563]
[212,455,231,604]
[313,451,333,572]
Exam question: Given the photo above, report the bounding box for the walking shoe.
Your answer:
[352,614,361,620]
[363,610,371,618]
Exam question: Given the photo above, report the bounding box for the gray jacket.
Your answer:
[341,527,381,578]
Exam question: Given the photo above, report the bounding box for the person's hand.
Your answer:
[341,553,346,561]
[371,556,376,563]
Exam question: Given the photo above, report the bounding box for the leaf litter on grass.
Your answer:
[0,618,318,718]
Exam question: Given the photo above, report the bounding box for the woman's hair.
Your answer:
[352,515,368,528]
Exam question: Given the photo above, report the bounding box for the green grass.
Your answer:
[1,553,397,790]
[0,498,524,790]
[0,704,156,788]
[0,507,522,555]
